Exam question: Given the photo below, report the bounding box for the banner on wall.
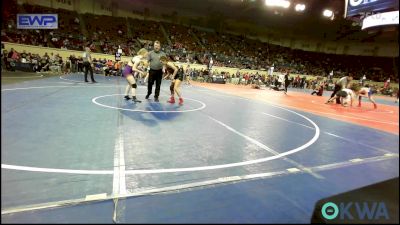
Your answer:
[361,10,399,29]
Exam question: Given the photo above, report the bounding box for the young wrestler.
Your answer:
[326,75,353,104]
[325,84,358,107]
[356,84,377,109]
[340,88,356,107]
[122,48,148,102]
[160,56,184,105]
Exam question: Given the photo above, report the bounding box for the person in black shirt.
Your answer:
[327,75,353,104]
[39,57,49,72]
[77,56,83,73]
[7,48,16,71]
[69,55,77,73]
[284,70,290,94]
[301,76,306,89]
[2,50,8,71]
[65,57,71,74]
[43,52,49,60]
[160,56,184,105]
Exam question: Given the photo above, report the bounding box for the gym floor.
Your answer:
[1,72,399,223]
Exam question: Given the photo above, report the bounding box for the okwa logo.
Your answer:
[322,202,389,221]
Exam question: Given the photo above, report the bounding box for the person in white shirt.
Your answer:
[268,64,274,76]
[326,87,356,107]
[185,64,192,86]
[360,75,366,86]
[341,88,356,107]
[82,47,96,83]
[209,57,213,70]
[356,85,377,109]
[278,73,285,89]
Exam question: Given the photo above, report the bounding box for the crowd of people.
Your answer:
[1,47,128,77]
[2,43,398,102]
[1,1,398,86]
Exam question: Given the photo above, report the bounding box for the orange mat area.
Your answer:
[192,82,399,135]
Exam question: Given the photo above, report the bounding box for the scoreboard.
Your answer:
[345,0,399,17]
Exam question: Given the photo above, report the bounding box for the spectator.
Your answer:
[20,50,28,63]
[38,56,49,72]
[311,84,324,96]
[384,78,391,89]
[77,56,83,73]
[6,48,18,71]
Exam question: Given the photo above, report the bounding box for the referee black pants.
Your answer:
[83,62,95,82]
[147,69,163,98]
[331,84,342,104]
[284,81,290,92]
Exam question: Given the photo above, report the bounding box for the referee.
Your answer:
[327,74,353,104]
[82,47,96,83]
[146,40,166,102]
[284,70,290,94]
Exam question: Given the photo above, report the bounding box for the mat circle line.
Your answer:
[1,85,320,175]
[2,74,44,78]
[92,94,206,113]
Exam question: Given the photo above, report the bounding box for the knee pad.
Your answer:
[131,83,137,88]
